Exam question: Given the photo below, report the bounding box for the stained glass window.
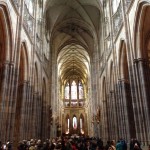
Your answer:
[73,116,77,129]
[80,117,84,134]
[65,83,69,99]
[64,80,85,107]
[66,118,69,134]
[71,81,77,99]
[80,118,82,129]
[79,82,84,99]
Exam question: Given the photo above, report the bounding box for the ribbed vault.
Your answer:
[57,44,90,83]
[45,0,102,84]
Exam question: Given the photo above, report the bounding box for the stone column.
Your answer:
[5,63,15,141]
[115,82,124,138]
[0,62,10,141]
[26,84,33,139]
[109,90,118,141]
[37,94,42,139]
[118,79,135,141]
[29,92,36,138]
[19,81,29,140]
[133,58,150,145]
[32,92,41,139]
[102,99,108,142]
[106,93,112,140]
[41,97,47,140]
[45,104,49,139]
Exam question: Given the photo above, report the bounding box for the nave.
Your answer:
[0,0,150,149]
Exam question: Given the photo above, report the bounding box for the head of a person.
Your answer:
[111,140,115,146]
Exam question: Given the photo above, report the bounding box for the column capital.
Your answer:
[133,58,148,63]
[118,78,129,83]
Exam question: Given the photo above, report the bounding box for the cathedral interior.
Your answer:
[0,0,150,147]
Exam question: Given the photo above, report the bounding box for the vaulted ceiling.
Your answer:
[45,0,102,84]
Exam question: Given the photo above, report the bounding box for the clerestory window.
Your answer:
[64,80,84,107]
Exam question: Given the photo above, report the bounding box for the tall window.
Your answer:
[67,118,70,133]
[64,80,84,100]
[71,81,77,99]
[64,80,85,107]
[73,116,77,129]
[80,116,84,134]
[65,82,69,99]
[80,118,83,133]
[66,116,70,134]
[79,82,84,99]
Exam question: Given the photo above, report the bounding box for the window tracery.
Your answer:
[112,0,123,36]
[64,80,85,107]
[79,82,84,99]
[65,82,70,99]
[71,81,77,99]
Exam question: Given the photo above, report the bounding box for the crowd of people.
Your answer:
[0,136,147,150]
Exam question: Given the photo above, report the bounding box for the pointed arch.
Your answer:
[19,42,29,82]
[133,1,150,143]
[0,4,13,62]
[133,1,150,59]
[118,40,129,80]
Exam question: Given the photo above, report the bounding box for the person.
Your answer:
[17,141,24,150]
[116,140,122,150]
[6,141,12,150]
[0,141,2,150]
[65,139,72,150]
[105,141,111,150]
[96,146,100,150]
[108,140,116,150]
[71,141,77,150]
[29,142,35,150]
[36,139,43,150]
[85,141,92,150]
[130,139,135,150]
[121,140,127,150]
[133,143,140,150]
